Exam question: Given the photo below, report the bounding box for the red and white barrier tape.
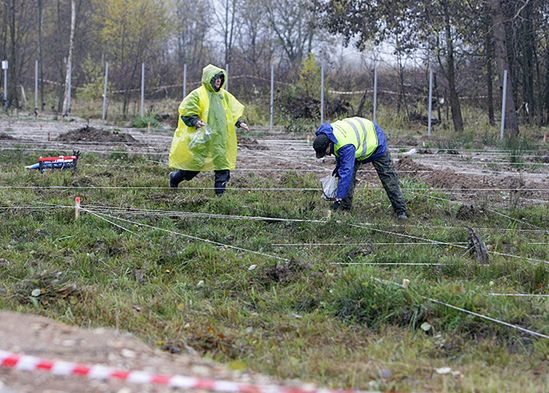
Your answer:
[0,350,381,393]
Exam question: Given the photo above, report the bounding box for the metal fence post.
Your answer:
[67,62,72,112]
[320,62,325,124]
[2,60,7,107]
[140,63,145,117]
[183,63,187,98]
[34,60,39,113]
[102,62,109,121]
[428,67,433,137]
[270,64,275,132]
[500,70,508,140]
[373,64,378,123]
[225,63,229,91]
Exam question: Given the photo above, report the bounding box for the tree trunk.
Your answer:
[544,48,549,126]
[489,0,519,138]
[56,0,63,113]
[62,0,76,116]
[1,1,7,59]
[8,0,19,108]
[485,29,495,126]
[519,0,535,124]
[442,0,463,132]
[355,89,368,117]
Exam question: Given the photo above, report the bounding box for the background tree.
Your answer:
[489,0,519,137]
[94,0,169,118]
[61,0,75,115]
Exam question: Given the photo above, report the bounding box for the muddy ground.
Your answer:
[56,125,139,144]
[1,116,547,206]
[0,312,281,393]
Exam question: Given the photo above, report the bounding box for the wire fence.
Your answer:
[5,55,546,140]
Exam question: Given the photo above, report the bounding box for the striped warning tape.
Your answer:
[0,350,382,393]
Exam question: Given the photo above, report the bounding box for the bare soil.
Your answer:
[0,311,277,393]
[238,137,269,150]
[56,125,138,143]
[0,133,15,140]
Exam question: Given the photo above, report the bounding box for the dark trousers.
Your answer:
[170,169,231,195]
[342,151,407,214]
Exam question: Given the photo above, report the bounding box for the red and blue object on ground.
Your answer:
[26,152,79,172]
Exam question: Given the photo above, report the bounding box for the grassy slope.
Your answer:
[0,148,547,392]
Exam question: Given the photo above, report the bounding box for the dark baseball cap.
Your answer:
[313,134,331,158]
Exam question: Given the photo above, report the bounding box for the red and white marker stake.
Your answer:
[0,350,382,393]
[75,196,81,220]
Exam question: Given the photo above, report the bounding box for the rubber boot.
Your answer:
[169,170,199,188]
[214,170,230,196]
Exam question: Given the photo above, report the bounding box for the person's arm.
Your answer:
[181,115,200,127]
[335,145,356,200]
[235,119,250,131]
[179,90,205,128]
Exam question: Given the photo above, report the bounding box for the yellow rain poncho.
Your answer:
[169,64,245,171]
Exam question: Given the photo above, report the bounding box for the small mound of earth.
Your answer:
[396,156,428,173]
[57,125,137,143]
[428,169,479,190]
[456,204,484,220]
[0,132,15,140]
[239,137,269,150]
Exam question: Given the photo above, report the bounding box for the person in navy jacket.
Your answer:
[313,117,408,220]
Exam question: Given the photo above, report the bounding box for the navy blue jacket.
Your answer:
[315,121,387,199]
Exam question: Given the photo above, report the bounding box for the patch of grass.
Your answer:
[0,148,547,392]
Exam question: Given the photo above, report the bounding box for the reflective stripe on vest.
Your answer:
[333,117,378,159]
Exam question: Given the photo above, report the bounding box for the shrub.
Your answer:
[131,115,160,128]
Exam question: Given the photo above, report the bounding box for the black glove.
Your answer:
[331,199,341,211]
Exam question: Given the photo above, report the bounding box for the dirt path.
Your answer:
[0,311,278,393]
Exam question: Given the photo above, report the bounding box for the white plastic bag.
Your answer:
[188,125,213,149]
[320,174,338,200]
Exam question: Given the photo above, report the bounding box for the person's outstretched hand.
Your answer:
[196,119,206,128]
[239,122,250,131]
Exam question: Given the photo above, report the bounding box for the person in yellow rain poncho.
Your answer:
[168,64,249,195]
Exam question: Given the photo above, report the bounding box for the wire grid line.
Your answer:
[86,209,289,262]
[69,204,549,234]
[2,201,546,267]
[83,208,137,235]
[488,293,549,297]
[86,204,549,265]
[7,141,549,165]
[424,194,549,233]
[349,223,549,265]
[7,158,545,178]
[2,201,545,235]
[3,133,545,153]
[83,208,467,269]
[372,278,549,340]
[275,241,546,247]
[332,262,445,266]
[1,184,549,193]
[80,208,548,339]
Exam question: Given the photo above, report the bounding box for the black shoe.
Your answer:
[397,212,409,221]
[169,172,179,188]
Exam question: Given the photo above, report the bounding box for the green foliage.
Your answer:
[298,53,323,99]
[0,145,547,392]
[329,273,425,329]
[78,56,107,102]
[131,115,160,128]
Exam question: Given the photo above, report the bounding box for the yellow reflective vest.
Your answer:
[332,117,379,160]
